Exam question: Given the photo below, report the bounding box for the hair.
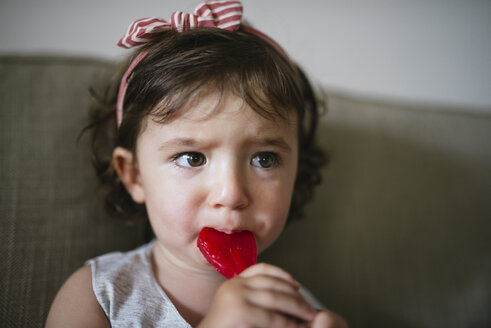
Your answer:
[85,27,327,225]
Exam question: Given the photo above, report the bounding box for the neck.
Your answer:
[151,242,225,326]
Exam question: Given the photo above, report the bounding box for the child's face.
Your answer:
[128,91,298,273]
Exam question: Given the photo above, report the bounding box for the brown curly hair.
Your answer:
[85,27,327,225]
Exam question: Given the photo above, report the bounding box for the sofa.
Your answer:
[1,55,490,327]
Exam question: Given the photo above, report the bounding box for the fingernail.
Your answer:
[309,308,319,319]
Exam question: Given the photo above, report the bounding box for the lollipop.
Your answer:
[197,227,257,279]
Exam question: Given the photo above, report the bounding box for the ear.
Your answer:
[112,147,145,203]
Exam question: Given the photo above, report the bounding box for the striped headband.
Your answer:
[116,0,288,127]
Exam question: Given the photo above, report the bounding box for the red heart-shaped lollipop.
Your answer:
[197,227,257,279]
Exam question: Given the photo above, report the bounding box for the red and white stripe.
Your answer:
[117,1,243,49]
[115,0,290,129]
[118,17,171,48]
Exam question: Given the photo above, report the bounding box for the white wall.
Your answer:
[1,0,490,111]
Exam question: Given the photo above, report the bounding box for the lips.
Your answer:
[197,227,257,279]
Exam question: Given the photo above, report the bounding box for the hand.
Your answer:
[309,310,349,328]
[198,263,318,328]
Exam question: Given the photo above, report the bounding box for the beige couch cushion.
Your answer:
[262,95,491,327]
[1,55,490,327]
[0,56,148,327]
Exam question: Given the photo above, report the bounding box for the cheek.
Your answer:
[142,176,205,239]
[255,174,296,252]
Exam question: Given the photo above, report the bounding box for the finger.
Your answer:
[240,263,300,289]
[244,274,301,295]
[311,311,330,328]
[247,304,310,328]
[311,310,349,328]
[246,288,317,322]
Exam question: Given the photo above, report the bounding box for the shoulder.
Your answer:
[87,241,154,271]
[45,265,110,328]
[86,242,154,297]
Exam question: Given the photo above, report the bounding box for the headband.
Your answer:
[116,0,288,128]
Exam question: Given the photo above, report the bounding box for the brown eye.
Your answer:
[175,152,206,167]
[251,153,278,169]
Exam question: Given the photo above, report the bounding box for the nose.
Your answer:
[207,163,250,210]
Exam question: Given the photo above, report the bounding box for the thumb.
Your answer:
[311,310,349,328]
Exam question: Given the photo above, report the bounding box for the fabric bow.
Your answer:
[118,1,243,49]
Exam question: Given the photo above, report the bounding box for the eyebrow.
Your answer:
[158,138,201,151]
[247,137,292,152]
[158,136,292,152]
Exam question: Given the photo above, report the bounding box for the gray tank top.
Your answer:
[87,240,324,327]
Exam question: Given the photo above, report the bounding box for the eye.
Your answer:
[174,152,206,168]
[251,152,279,169]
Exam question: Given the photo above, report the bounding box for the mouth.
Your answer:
[197,227,257,279]
[214,227,246,234]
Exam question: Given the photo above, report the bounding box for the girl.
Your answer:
[46,1,348,327]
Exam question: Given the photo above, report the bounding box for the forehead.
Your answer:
[139,91,298,147]
[182,91,295,124]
